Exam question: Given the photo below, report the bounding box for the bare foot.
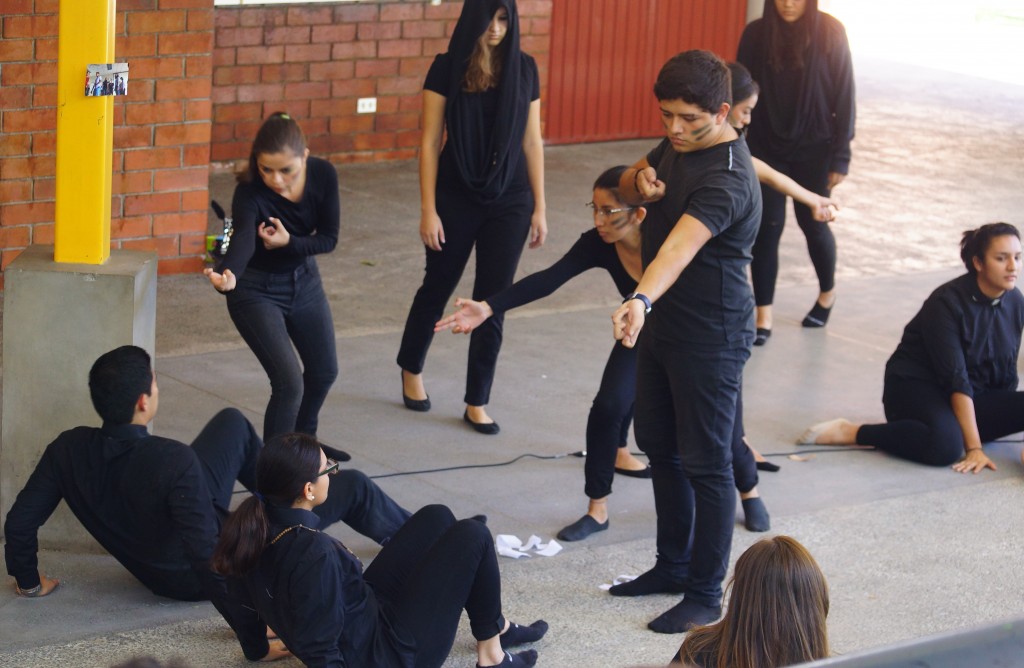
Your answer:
[402,369,427,401]
[465,404,494,424]
[798,418,858,445]
[615,447,647,472]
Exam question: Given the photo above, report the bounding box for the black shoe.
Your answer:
[401,371,431,412]
[648,598,722,634]
[464,410,500,435]
[756,460,781,472]
[319,442,352,462]
[753,327,772,346]
[802,300,834,328]
[609,568,686,597]
[614,464,652,479]
[557,515,608,541]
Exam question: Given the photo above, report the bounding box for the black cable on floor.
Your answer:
[368,451,581,480]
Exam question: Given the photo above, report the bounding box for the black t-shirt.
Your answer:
[885,273,1024,399]
[641,136,761,348]
[424,52,540,197]
[486,228,637,314]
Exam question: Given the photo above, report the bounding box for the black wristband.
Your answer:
[623,292,652,314]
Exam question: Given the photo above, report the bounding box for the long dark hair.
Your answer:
[211,433,322,577]
[244,111,307,183]
[763,0,818,71]
[960,222,1020,274]
[728,62,760,105]
[679,535,830,668]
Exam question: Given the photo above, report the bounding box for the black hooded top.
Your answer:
[736,0,856,174]
[424,0,539,204]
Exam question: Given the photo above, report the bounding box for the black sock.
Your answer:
[608,568,686,597]
[742,497,771,532]
[499,620,548,649]
[648,598,721,634]
[478,649,538,668]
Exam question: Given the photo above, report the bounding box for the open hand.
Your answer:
[435,298,492,334]
[952,448,997,474]
[420,211,446,251]
[260,639,291,662]
[204,267,236,293]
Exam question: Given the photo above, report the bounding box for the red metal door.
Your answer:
[546,0,749,144]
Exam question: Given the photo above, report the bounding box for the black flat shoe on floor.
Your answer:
[319,442,352,462]
[802,300,834,327]
[614,464,652,479]
[557,515,608,541]
[464,410,500,435]
[401,371,431,412]
[754,327,772,346]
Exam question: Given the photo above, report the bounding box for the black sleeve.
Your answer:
[918,294,973,397]
[216,182,260,277]
[486,233,602,314]
[284,549,347,667]
[286,160,341,258]
[825,19,856,175]
[222,577,271,661]
[526,54,540,101]
[423,53,450,96]
[735,20,763,81]
[3,442,64,589]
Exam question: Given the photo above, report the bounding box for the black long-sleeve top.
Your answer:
[736,11,856,174]
[216,156,340,277]
[239,505,414,668]
[485,229,637,314]
[885,274,1024,399]
[3,423,268,660]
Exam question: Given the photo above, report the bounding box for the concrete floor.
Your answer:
[2,56,1024,667]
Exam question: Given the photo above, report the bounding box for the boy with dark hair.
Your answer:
[609,50,762,633]
[4,345,409,661]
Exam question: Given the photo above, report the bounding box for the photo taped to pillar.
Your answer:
[85,63,129,97]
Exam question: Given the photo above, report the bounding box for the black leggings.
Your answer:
[857,377,1024,466]
[750,143,836,307]
[364,505,505,668]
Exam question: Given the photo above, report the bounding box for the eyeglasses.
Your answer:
[585,202,635,217]
[318,458,341,477]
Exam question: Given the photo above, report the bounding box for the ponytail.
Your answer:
[211,496,269,576]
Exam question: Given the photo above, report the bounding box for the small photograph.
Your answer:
[85,62,129,97]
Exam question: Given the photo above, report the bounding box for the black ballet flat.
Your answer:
[464,410,500,435]
[802,300,834,328]
[401,371,431,412]
[614,464,652,479]
[754,327,772,346]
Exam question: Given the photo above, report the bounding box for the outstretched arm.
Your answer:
[753,158,837,222]
[436,298,493,334]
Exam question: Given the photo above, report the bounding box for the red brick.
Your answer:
[117,34,157,58]
[112,105,125,127]
[236,45,284,65]
[32,84,56,107]
[286,6,333,25]
[212,47,235,67]
[118,0,157,9]
[327,113,374,135]
[160,32,213,55]
[0,86,32,109]
[357,21,400,41]
[3,14,58,39]
[33,177,55,200]
[326,77,376,100]
[334,4,378,23]
[399,93,422,112]
[284,43,330,63]
[377,75,422,96]
[521,35,548,54]
[423,38,449,55]
[178,232,207,255]
[181,189,208,212]
[111,215,153,239]
[211,140,247,162]
[353,133,396,152]
[379,39,422,59]
[157,255,204,274]
[283,81,330,100]
[381,3,423,22]
[424,2,462,20]
[400,56,433,77]
[32,131,55,154]
[519,0,552,17]
[0,225,31,247]
[0,38,33,62]
[355,58,398,79]
[1,61,56,86]
[156,78,212,101]
[129,57,184,80]
[126,101,184,125]
[211,86,236,104]
[184,143,211,166]
[237,83,284,103]
[154,123,211,147]
[35,37,58,60]
[0,0,33,13]
[112,171,153,195]
[210,123,232,143]
[266,25,310,45]
[217,26,262,48]
[0,156,54,179]
[294,113,323,135]
[308,60,354,81]
[153,210,206,235]
[395,129,420,149]
[377,110,420,133]
[159,0,211,9]
[186,10,214,32]
[402,20,444,40]
[186,55,213,78]
[126,80,155,102]
[32,222,54,245]
[213,101,261,123]
[153,167,208,192]
[310,24,355,44]
[127,10,185,33]
[260,63,308,83]
[232,119,261,140]
[124,147,181,171]
[114,125,154,148]
[0,201,54,226]
[0,179,31,203]
[374,95,400,114]
[214,65,260,86]
[186,99,212,122]
[239,7,286,28]
[121,235,178,257]
[215,8,238,28]
[124,192,180,216]
[332,41,376,61]
[526,17,551,35]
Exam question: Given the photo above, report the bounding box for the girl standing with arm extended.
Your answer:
[398,0,546,434]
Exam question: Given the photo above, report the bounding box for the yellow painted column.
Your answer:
[54,0,116,264]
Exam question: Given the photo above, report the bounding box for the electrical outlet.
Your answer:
[357,97,377,114]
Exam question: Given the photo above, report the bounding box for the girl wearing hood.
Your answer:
[398,0,547,435]
[737,0,855,344]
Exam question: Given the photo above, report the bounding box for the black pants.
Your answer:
[365,505,504,668]
[226,259,338,441]
[194,408,410,544]
[634,337,748,607]
[857,378,1024,466]
[750,143,836,306]
[397,188,534,405]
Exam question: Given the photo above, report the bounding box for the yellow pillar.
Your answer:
[54,0,116,264]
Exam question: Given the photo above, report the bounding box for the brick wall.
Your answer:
[0,0,215,278]
[211,0,552,167]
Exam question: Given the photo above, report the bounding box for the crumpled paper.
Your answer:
[495,534,562,559]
